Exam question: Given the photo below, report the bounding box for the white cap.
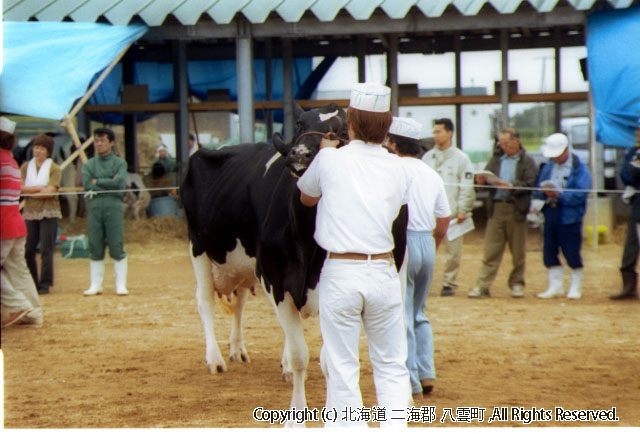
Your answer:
[542,133,569,158]
[389,117,423,140]
[349,82,391,113]
[157,143,168,151]
[0,117,16,134]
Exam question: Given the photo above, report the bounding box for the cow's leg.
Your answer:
[190,248,227,373]
[267,291,308,427]
[228,287,250,363]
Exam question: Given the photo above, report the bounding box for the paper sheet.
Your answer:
[475,170,500,185]
[446,216,475,241]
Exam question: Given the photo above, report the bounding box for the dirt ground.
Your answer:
[2,215,639,428]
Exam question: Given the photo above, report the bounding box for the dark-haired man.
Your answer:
[82,128,129,296]
[422,118,475,296]
[297,83,411,427]
[469,128,538,298]
[387,116,450,400]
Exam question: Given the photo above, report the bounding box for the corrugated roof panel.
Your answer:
[35,0,89,22]
[104,0,153,25]
[527,0,559,12]
[381,0,419,19]
[139,0,187,26]
[4,0,55,21]
[4,0,26,12]
[415,0,452,17]
[172,0,218,25]
[70,0,119,22]
[207,0,251,24]
[566,0,597,9]
[310,0,350,22]
[241,0,284,23]
[608,0,634,7]
[453,0,488,15]
[489,0,523,13]
[345,0,384,20]
[275,0,317,22]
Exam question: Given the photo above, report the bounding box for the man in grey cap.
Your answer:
[611,117,640,300]
[534,133,592,300]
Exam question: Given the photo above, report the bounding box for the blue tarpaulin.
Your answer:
[587,7,640,148]
[0,22,147,120]
[87,58,314,124]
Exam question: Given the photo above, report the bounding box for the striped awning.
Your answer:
[3,0,637,26]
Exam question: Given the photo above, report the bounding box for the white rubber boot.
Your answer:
[566,268,584,299]
[114,257,129,296]
[83,260,104,296]
[537,266,564,298]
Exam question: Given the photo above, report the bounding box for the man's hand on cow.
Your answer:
[320,137,340,149]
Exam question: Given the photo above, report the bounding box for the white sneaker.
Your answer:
[511,284,524,298]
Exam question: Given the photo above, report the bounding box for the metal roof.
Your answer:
[3,0,637,26]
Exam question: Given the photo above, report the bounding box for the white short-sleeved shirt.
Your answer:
[297,140,410,254]
[400,157,451,231]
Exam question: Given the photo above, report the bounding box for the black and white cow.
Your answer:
[181,103,408,423]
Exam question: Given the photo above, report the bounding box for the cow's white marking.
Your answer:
[292,163,306,173]
[190,241,256,374]
[264,152,281,176]
[319,110,338,122]
[260,277,310,427]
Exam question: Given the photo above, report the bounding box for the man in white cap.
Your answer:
[152,143,176,176]
[297,82,411,427]
[535,133,592,299]
[387,117,451,400]
[0,117,43,327]
[422,118,475,296]
[611,117,640,300]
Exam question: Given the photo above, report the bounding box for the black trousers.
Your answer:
[25,218,59,290]
[621,195,640,273]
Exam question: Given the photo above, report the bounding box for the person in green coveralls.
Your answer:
[82,128,129,296]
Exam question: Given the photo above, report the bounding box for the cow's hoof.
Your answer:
[229,352,250,363]
[207,363,228,374]
[282,372,293,382]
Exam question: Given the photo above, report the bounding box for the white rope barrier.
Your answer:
[20,186,180,198]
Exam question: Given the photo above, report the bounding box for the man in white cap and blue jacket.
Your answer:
[387,116,451,400]
[297,82,411,427]
[535,133,592,299]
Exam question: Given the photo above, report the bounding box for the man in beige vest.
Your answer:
[423,118,475,296]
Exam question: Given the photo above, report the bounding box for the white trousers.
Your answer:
[318,258,410,428]
[1,236,43,325]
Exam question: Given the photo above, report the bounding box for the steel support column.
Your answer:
[236,30,254,144]
[387,34,399,116]
[282,38,294,141]
[500,29,509,128]
[173,40,189,174]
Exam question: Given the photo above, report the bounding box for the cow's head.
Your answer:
[272,103,348,178]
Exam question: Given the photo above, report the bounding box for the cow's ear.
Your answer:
[294,102,304,120]
[273,132,291,156]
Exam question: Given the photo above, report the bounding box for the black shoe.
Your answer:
[610,271,638,300]
[37,287,50,295]
[441,286,455,296]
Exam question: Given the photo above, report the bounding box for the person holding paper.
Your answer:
[469,128,538,298]
[423,118,475,297]
[611,118,640,300]
[387,117,451,400]
[535,133,592,300]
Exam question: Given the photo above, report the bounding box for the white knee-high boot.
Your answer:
[114,257,128,296]
[84,260,104,296]
[566,268,583,299]
[537,266,564,298]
